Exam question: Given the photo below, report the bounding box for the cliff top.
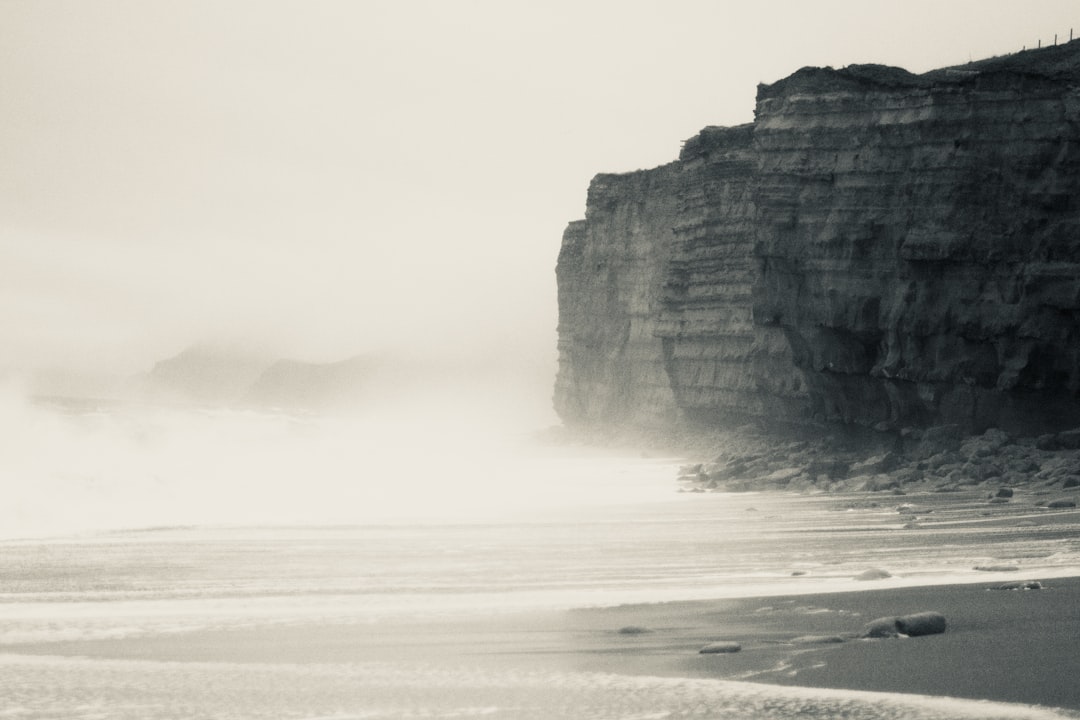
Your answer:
[758,36,1080,101]
[679,123,754,161]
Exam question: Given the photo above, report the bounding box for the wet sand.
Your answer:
[11,576,1080,713]
[567,575,1080,711]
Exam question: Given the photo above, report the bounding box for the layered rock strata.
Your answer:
[554,166,683,428]
[555,42,1080,435]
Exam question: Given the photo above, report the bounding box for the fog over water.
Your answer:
[1,377,634,536]
[3,0,1077,533]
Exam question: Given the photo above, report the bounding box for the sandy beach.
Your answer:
[5,447,1080,718]
[564,576,1080,710]
[9,575,1080,714]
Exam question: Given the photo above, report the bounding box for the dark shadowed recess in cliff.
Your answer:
[555,39,1080,440]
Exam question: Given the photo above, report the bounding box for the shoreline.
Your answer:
[10,575,1080,713]
[562,575,1080,711]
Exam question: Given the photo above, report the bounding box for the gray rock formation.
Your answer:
[555,42,1080,437]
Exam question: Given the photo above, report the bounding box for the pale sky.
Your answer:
[2,0,1077,379]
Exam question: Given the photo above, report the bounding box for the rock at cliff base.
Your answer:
[1037,429,1080,451]
[617,625,653,635]
[1055,429,1080,450]
[699,641,741,654]
[850,453,899,476]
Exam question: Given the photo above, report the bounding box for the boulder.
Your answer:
[617,626,652,635]
[762,467,804,485]
[805,459,850,479]
[912,426,964,459]
[896,612,947,637]
[850,452,899,476]
[861,617,901,639]
[863,612,947,638]
[974,564,1020,572]
[1056,428,1080,450]
[699,641,741,654]
[996,580,1043,590]
[855,474,899,492]
[678,464,704,478]
[1046,499,1077,509]
[995,487,1014,498]
[1037,429,1080,451]
[1036,434,1059,451]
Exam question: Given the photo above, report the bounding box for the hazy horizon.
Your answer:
[3,1,1078,395]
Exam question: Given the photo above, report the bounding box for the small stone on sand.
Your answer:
[854,568,892,581]
[699,641,742,654]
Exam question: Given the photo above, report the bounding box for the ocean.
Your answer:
[2,396,1079,719]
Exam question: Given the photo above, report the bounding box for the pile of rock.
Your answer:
[678,425,1080,502]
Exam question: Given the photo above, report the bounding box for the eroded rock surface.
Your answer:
[555,42,1080,437]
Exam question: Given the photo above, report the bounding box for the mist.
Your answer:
[3,1,1079,535]
[1,371,688,538]
[4,1,1078,379]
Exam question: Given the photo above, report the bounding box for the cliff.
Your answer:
[555,41,1080,437]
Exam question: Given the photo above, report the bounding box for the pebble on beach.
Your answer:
[854,568,892,581]
[791,635,847,644]
[699,641,742,654]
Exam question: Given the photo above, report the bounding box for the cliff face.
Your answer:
[555,42,1080,436]
[554,166,683,429]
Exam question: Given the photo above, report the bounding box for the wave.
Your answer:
[2,654,1076,719]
